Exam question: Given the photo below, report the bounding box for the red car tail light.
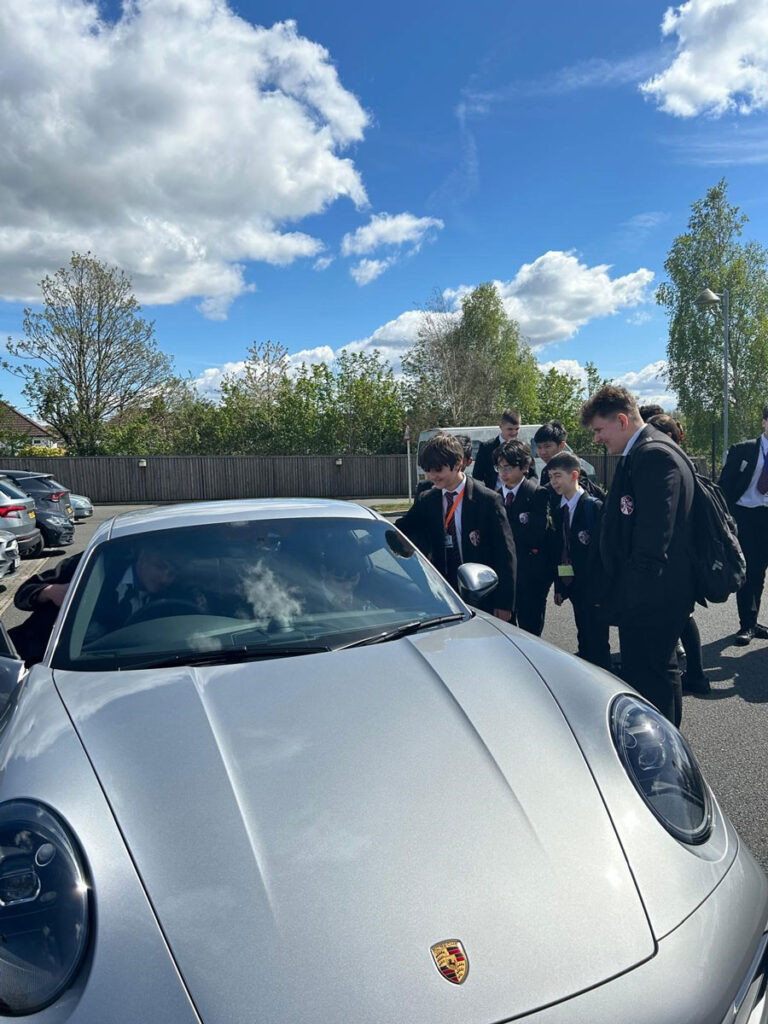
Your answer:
[0,506,26,518]
[47,492,67,501]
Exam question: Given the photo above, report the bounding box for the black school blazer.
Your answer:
[395,476,517,611]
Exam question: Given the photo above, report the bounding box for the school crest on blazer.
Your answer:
[469,529,481,547]
[620,495,634,515]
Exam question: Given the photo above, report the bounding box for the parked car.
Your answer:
[70,493,94,520]
[0,476,43,557]
[0,530,20,578]
[0,498,764,1022]
[0,470,75,548]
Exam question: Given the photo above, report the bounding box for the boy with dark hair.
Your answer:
[493,439,551,635]
[547,451,610,670]
[473,409,524,491]
[415,434,473,497]
[639,403,665,421]
[580,384,696,725]
[396,433,517,620]
[535,419,605,499]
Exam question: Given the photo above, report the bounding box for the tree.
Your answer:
[7,253,176,454]
[403,284,540,430]
[657,179,768,454]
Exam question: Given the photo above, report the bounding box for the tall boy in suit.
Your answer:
[493,439,551,635]
[396,433,517,620]
[718,403,768,645]
[547,451,611,670]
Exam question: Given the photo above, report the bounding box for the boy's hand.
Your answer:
[493,608,512,622]
[554,593,564,606]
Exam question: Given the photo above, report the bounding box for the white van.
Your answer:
[415,425,597,485]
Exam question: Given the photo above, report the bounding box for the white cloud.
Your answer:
[349,258,392,286]
[193,251,654,390]
[313,256,335,271]
[615,359,672,400]
[446,251,653,346]
[341,212,444,256]
[192,344,336,399]
[641,0,768,117]
[537,359,590,384]
[626,310,653,326]
[342,212,444,285]
[193,360,248,399]
[539,358,676,408]
[0,1,369,316]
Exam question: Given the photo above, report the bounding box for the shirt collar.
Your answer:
[622,425,646,456]
[559,485,584,514]
[502,481,522,500]
[441,476,466,498]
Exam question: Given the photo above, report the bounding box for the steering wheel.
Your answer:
[125,598,202,624]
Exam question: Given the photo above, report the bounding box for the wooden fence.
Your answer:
[0,452,710,503]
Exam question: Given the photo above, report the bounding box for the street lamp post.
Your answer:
[696,286,730,463]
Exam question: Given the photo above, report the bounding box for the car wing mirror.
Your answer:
[457,562,498,601]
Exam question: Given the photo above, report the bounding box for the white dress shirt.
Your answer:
[622,425,645,457]
[560,485,584,527]
[737,435,768,508]
[501,481,523,504]
[442,477,466,560]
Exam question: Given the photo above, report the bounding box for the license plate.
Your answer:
[29,511,35,518]
[66,507,73,516]
[11,557,19,572]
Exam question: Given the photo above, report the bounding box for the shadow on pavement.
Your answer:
[700,636,768,704]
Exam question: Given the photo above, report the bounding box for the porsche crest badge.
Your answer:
[430,940,468,984]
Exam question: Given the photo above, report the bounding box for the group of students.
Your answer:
[397,413,615,669]
[396,387,717,727]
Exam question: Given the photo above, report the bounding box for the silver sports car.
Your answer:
[0,499,765,1023]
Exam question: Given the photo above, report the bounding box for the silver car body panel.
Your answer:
[53,615,657,1024]
[501,625,740,939]
[0,667,200,1023]
[4,498,764,1023]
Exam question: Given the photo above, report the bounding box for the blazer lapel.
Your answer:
[460,477,477,556]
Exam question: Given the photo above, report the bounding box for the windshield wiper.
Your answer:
[338,613,466,649]
[118,644,332,670]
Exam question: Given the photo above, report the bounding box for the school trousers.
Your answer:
[734,506,768,630]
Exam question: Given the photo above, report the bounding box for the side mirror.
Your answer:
[457,562,498,601]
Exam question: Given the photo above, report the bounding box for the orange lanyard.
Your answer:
[444,489,464,530]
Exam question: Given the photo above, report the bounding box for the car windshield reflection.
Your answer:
[52,517,467,671]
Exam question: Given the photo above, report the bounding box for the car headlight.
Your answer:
[611,695,713,845]
[0,802,90,1014]
[45,516,69,526]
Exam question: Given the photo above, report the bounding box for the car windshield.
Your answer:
[52,516,467,671]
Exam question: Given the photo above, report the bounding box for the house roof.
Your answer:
[0,402,59,441]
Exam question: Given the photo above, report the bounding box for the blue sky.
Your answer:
[2,0,768,416]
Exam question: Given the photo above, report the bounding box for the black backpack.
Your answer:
[646,439,746,604]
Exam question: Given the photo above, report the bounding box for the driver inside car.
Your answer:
[88,541,206,637]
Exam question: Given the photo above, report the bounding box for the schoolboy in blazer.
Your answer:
[493,439,550,635]
[580,386,696,726]
[396,433,517,618]
[472,408,522,491]
[718,404,768,645]
[547,451,610,670]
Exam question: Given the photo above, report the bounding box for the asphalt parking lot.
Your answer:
[1,501,767,872]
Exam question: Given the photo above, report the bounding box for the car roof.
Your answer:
[0,470,54,480]
[98,498,377,542]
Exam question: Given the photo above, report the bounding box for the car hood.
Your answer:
[55,617,654,1024]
